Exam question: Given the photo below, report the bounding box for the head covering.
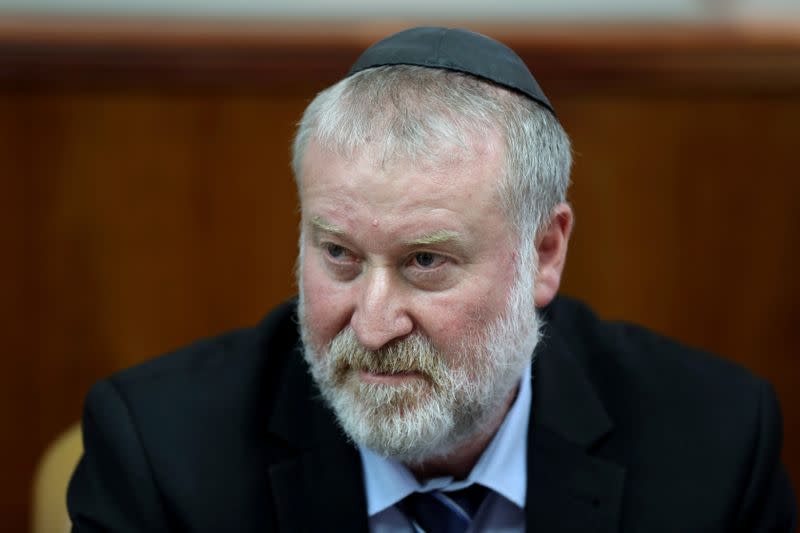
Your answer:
[348,26,554,114]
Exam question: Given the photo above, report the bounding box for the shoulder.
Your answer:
[82,297,303,442]
[540,295,778,479]
[89,298,302,420]
[83,299,305,447]
[541,296,796,531]
[70,299,307,531]
[543,295,767,411]
[105,297,299,391]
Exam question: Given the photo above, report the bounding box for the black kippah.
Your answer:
[348,26,554,114]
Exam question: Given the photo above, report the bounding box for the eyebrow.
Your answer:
[309,216,466,249]
[309,216,346,237]
[401,230,466,248]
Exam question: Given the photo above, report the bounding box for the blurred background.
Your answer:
[1,1,799,530]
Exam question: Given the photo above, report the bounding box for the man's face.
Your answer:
[297,133,539,462]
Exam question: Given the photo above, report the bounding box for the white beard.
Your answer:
[299,267,540,465]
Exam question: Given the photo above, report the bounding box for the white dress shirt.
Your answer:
[359,361,532,533]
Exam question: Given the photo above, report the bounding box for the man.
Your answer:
[68,27,796,532]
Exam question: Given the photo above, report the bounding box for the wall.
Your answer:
[1,0,799,20]
[1,18,799,532]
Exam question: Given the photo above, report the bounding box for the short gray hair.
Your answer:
[292,65,572,255]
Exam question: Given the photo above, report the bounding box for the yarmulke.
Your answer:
[348,26,554,114]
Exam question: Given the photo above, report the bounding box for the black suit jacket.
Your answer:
[68,296,796,532]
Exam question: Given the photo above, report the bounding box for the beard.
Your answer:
[298,264,541,465]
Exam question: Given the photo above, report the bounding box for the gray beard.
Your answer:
[298,270,540,465]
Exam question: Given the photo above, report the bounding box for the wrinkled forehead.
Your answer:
[296,136,511,249]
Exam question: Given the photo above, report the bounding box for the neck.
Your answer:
[406,385,519,481]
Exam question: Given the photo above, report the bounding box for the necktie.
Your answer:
[401,484,488,533]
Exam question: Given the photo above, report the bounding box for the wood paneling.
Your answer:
[558,94,800,488]
[1,18,800,93]
[1,18,798,532]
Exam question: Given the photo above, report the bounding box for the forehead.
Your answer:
[298,132,512,248]
[300,127,505,197]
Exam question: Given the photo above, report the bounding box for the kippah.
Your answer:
[348,26,554,114]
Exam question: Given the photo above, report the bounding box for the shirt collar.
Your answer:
[359,361,532,515]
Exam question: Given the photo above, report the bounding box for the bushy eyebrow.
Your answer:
[309,216,346,237]
[309,216,466,250]
[401,230,466,249]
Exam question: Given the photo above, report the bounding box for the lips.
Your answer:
[360,364,419,374]
[358,369,425,385]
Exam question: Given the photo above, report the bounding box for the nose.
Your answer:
[350,267,413,351]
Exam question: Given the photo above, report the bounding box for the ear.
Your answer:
[533,203,573,307]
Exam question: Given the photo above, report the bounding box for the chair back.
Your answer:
[32,424,82,533]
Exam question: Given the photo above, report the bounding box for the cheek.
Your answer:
[421,263,517,351]
[301,257,353,349]
[418,297,490,354]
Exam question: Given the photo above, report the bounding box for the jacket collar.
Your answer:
[525,319,626,533]
[267,344,370,532]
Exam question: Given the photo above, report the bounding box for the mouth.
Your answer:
[358,369,426,385]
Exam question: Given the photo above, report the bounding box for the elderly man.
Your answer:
[68,27,795,532]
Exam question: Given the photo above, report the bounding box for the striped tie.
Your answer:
[401,484,488,533]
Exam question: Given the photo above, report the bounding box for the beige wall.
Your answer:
[1,0,799,20]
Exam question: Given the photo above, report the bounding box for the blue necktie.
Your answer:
[401,484,488,533]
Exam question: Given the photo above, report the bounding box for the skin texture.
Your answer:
[298,132,572,477]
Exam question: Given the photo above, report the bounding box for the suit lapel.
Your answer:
[267,348,369,533]
[526,327,626,533]
[268,443,368,532]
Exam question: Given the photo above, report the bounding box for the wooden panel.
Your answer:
[558,94,800,489]
[0,86,306,531]
[1,18,799,93]
[0,83,41,533]
[1,19,798,532]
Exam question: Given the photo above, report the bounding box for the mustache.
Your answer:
[326,328,445,379]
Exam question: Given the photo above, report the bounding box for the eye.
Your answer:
[410,252,446,269]
[320,242,360,279]
[324,243,349,260]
